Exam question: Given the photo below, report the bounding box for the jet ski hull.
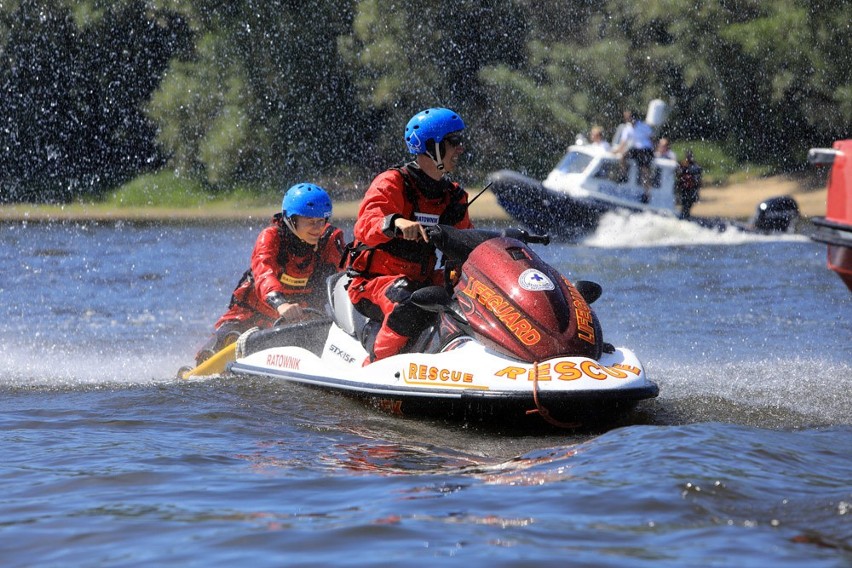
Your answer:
[227,324,658,428]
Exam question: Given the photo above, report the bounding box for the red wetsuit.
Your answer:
[194,214,344,364]
[347,164,472,361]
[217,214,344,329]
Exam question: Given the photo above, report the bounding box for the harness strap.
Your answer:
[345,167,467,279]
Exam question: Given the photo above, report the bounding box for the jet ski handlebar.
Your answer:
[425,225,550,263]
[506,228,550,245]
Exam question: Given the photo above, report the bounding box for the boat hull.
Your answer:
[811,217,852,292]
[488,169,800,239]
[487,169,613,240]
[808,139,852,292]
[488,143,800,238]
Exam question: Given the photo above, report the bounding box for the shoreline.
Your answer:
[689,175,826,220]
[0,175,826,224]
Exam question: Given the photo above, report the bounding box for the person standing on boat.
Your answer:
[589,126,611,151]
[653,138,676,187]
[676,150,703,219]
[195,183,345,364]
[346,107,473,364]
[614,110,656,203]
[655,138,676,161]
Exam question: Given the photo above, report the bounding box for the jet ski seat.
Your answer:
[327,272,458,358]
[326,272,377,349]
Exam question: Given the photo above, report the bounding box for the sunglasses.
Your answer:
[443,134,464,147]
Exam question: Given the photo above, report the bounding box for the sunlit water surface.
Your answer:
[1,215,850,567]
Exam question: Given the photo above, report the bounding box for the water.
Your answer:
[1,214,850,567]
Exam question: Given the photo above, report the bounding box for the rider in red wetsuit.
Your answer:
[196,183,344,364]
[347,108,473,363]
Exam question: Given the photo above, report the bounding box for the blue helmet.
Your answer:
[404,108,465,155]
[282,183,332,219]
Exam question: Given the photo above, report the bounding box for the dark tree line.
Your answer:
[0,0,192,202]
[1,0,849,203]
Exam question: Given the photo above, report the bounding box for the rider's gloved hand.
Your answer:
[394,218,429,242]
[276,302,305,322]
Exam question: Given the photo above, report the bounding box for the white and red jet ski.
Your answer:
[190,225,658,428]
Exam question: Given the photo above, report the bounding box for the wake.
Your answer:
[584,211,809,248]
[0,339,190,388]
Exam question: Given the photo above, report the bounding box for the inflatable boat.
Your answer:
[487,145,800,240]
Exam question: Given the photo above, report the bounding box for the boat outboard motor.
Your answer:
[751,196,799,233]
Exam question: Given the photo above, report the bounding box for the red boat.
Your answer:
[809,140,852,292]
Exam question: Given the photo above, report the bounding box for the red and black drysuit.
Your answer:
[347,163,473,362]
[197,214,344,363]
[676,159,703,219]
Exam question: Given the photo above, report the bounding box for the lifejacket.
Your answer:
[677,163,701,191]
[345,166,469,282]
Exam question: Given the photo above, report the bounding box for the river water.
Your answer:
[1,213,850,567]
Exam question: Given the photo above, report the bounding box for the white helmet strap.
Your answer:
[427,140,446,171]
[282,214,298,236]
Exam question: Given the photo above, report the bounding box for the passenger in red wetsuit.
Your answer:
[346,108,473,364]
[196,183,345,364]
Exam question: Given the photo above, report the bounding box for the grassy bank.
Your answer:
[1,175,826,224]
[1,145,827,223]
[53,140,784,209]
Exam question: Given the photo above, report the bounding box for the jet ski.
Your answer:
[183,225,659,428]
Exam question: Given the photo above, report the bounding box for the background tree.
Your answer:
[0,0,84,201]
[717,0,851,165]
[1,0,849,203]
[0,0,190,202]
[338,0,528,181]
[147,0,362,192]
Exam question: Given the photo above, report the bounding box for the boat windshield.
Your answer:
[554,151,594,174]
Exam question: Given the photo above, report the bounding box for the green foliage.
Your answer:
[107,169,275,207]
[107,170,211,207]
[147,1,363,187]
[670,140,772,186]
[147,33,255,186]
[479,62,587,178]
[0,0,191,202]
[338,0,529,175]
[1,0,850,204]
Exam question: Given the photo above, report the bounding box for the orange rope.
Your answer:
[525,361,581,429]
